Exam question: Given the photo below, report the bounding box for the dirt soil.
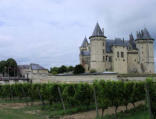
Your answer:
[61,101,144,119]
[0,101,144,119]
[0,101,41,109]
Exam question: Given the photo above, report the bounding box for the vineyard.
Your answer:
[0,78,155,119]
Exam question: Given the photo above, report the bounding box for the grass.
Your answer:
[0,98,150,119]
[0,105,49,119]
[0,98,96,119]
[118,73,156,77]
[97,106,149,119]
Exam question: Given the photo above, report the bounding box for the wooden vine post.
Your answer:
[57,86,66,112]
[93,87,99,118]
[145,82,153,119]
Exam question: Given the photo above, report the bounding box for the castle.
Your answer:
[79,23,155,74]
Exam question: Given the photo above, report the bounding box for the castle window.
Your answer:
[109,57,112,62]
[103,42,105,46]
[106,56,108,61]
[117,52,119,57]
[121,52,124,58]
[103,49,105,54]
[103,56,105,62]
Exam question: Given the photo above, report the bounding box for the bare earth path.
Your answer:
[0,101,144,119]
[62,101,144,119]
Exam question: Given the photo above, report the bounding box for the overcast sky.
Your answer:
[0,0,156,69]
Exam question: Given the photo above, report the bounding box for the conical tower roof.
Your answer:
[142,28,152,39]
[129,33,137,50]
[81,36,89,47]
[136,28,153,40]
[90,22,106,38]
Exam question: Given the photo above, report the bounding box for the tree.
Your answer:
[73,64,85,74]
[50,67,59,75]
[0,58,18,76]
[6,58,18,76]
[0,60,7,76]
[67,66,74,72]
[58,65,67,73]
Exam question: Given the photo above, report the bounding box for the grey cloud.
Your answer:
[0,0,155,69]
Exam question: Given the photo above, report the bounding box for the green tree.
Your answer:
[0,60,7,76]
[58,65,67,73]
[67,66,74,72]
[50,67,59,75]
[6,58,18,76]
[73,64,85,74]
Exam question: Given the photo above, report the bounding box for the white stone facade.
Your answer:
[79,23,155,74]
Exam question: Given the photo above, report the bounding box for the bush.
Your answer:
[90,69,96,73]
[73,65,85,74]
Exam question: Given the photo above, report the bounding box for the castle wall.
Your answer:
[112,46,128,73]
[90,37,106,72]
[105,53,113,71]
[80,55,90,72]
[127,51,139,73]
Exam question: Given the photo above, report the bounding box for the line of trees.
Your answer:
[0,58,18,77]
[0,79,155,118]
[50,64,85,75]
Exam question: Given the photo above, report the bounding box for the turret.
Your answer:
[135,28,154,73]
[89,22,107,72]
[128,33,137,50]
[79,37,90,72]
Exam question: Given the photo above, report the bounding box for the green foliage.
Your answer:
[73,64,85,74]
[90,69,96,73]
[0,79,155,118]
[74,83,93,108]
[146,78,156,119]
[58,65,67,73]
[0,58,18,76]
[50,67,59,75]
[0,60,7,75]
[67,66,74,72]
[62,84,76,107]
[50,65,74,75]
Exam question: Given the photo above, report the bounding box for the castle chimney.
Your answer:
[102,28,104,35]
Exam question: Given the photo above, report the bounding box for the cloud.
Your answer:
[0,0,155,69]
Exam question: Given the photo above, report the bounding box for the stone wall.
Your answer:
[112,46,128,73]
[1,74,155,85]
[31,74,118,84]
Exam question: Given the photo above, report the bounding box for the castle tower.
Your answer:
[135,28,155,73]
[79,37,90,72]
[89,23,107,72]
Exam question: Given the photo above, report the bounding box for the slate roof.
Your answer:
[113,38,127,46]
[90,22,106,38]
[18,64,47,70]
[30,63,47,70]
[106,40,114,53]
[80,51,90,56]
[128,34,137,50]
[106,38,128,53]
[18,65,30,69]
[81,37,89,47]
[136,28,153,40]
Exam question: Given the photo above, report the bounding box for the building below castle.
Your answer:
[79,23,155,74]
